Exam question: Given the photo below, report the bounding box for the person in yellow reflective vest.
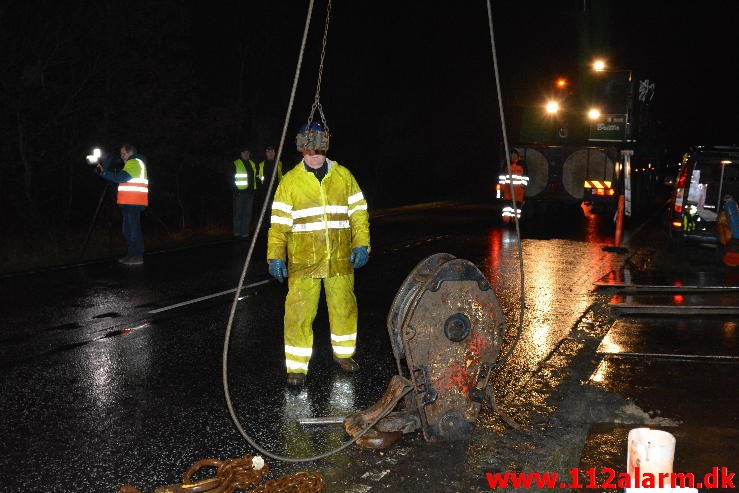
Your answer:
[259,145,283,204]
[261,145,283,183]
[267,123,370,386]
[232,147,261,238]
[97,143,148,266]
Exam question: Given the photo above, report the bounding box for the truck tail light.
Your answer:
[585,180,614,196]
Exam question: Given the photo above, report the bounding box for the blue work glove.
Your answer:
[349,246,369,269]
[268,259,288,283]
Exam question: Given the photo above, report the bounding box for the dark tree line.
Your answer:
[0,0,517,271]
[2,0,735,271]
[0,1,308,242]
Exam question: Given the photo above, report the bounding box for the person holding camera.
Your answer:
[97,144,148,265]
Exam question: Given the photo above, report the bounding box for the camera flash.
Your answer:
[86,147,102,164]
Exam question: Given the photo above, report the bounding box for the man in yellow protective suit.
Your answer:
[267,122,370,387]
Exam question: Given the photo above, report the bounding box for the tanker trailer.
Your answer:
[496,145,575,218]
[496,145,619,217]
[562,146,619,215]
[494,146,550,220]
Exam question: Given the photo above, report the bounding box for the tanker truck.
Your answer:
[497,144,621,217]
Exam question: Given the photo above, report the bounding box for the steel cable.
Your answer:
[222,1,524,464]
[222,0,392,464]
[485,0,525,370]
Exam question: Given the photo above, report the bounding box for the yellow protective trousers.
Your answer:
[283,274,358,374]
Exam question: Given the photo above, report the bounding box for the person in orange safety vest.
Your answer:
[499,150,528,223]
[97,143,148,265]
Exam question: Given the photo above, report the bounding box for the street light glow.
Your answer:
[545,101,560,114]
[588,108,601,120]
[555,77,568,89]
[593,59,606,72]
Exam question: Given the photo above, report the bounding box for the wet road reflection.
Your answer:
[0,201,629,492]
[483,224,617,381]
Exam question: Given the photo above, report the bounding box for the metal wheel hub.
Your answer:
[387,253,505,441]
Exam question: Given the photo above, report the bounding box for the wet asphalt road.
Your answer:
[0,201,629,492]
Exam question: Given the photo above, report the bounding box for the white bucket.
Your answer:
[625,428,696,492]
[627,427,676,476]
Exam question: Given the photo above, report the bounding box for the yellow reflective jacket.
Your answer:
[267,159,370,278]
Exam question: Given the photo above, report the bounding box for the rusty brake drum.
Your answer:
[386,253,505,441]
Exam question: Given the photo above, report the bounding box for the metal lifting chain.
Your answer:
[307,0,332,131]
[118,454,326,493]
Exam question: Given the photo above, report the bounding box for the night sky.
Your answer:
[1,0,736,238]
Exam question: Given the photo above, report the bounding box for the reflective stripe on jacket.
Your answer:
[267,159,370,278]
[117,158,148,206]
[498,160,529,186]
[254,161,264,188]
